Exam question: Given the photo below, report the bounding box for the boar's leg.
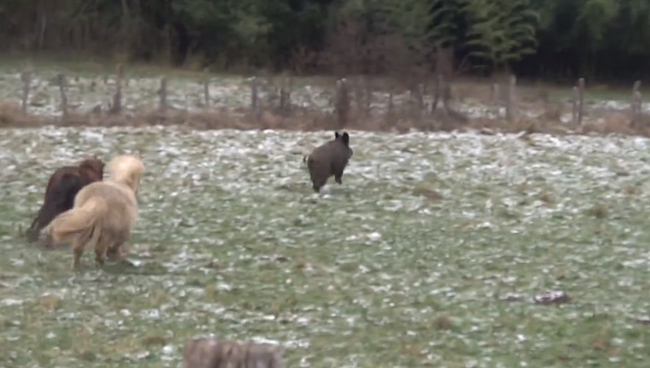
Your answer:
[310,169,329,193]
[333,164,346,185]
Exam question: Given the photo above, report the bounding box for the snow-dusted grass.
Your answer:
[1,127,650,367]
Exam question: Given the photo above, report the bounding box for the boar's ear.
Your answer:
[341,132,349,146]
[335,131,340,139]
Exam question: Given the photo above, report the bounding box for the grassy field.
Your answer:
[1,126,650,367]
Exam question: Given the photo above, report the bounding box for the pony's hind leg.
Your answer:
[71,237,84,271]
[94,232,115,267]
[94,246,106,267]
[107,235,129,263]
[106,244,123,262]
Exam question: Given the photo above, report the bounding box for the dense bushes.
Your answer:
[0,0,648,80]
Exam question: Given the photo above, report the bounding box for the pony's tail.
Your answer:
[27,173,83,241]
[43,196,107,247]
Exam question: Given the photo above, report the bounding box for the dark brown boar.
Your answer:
[305,131,353,193]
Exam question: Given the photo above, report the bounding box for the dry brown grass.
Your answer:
[431,314,454,330]
[2,93,650,138]
[0,102,33,126]
[588,204,608,219]
[622,185,639,196]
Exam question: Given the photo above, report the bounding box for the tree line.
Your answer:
[0,0,648,81]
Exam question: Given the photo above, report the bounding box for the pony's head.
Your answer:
[106,155,145,195]
[77,156,105,178]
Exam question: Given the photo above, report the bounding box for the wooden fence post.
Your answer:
[363,77,372,116]
[416,83,425,120]
[431,74,442,113]
[57,74,68,117]
[491,83,500,118]
[158,77,168,112]
[572,86,579,125]
[20,70,32,113]
[506,75,517,122]
[203,78,210,106]
[110,63,124,114]
[631,80,642,127]
[577,78,585,126]
[279,73,291,113]
[201,68,210,106]
[335,78,350,129]
[385,85,396,128]
[250,76,259,121]
[352,76,371,118]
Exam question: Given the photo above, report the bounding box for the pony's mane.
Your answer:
[106,155,144,193]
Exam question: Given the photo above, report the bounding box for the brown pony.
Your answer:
[27,157,104,244]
